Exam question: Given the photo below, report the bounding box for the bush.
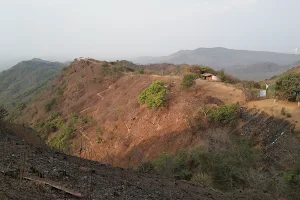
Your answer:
[283,160,300,199]
[0,105,8,123]
[34,112,65,138]
[208,103,240,125]
[136,68,145,74]
[47,126,75,152]
[181,74,196,88]
[97,137,102,143]
[138,81,168,108]
[140,137,261,191]
[276,73,300,100]
[191,173,213,186]
[44,98,57,112]
[55,85,66,95]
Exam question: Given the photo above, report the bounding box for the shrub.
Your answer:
[0,105,8,123]
[151,152,176,175]
[283,160,300,199]
[44,98,57,112]
[97,137,102,143]
[181,74,196,88]
[55,85,66,95]
[135,68,145,74]
[208,103,240,125]
[34,112,65,138]
[276,73,300,100]
[47,126,75,151]
[138,81,168,108]
[191,173,213,186]
[138,161,154,173]
[61,66,68,71]
[140,137,261,191]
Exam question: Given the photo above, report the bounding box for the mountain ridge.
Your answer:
[134,47,300,80]
[0,58,64,112]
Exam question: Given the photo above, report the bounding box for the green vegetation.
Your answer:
[135,68,145,74]
[35,111,95,153]
[181,74,196,89]
[284,160,300,198]
[191,173,213,186]
[61,66,69,71]
[55,85,66,95]
[276,72,300,101]
[218,69,226,82]
[97,137,103,143]
[34,112,65,138]
[139,137,260,191]
[47,126,75,152]
[208,103,240,125]
[138,81,168,109]
[0,59,63,111]
[71,113,93,125]
[44,98,57,112]
[101,63,134,77]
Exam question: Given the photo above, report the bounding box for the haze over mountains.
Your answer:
[135,47,300,80]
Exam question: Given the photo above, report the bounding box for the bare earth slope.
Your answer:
[0,124,274,200]
[21,59,245,168]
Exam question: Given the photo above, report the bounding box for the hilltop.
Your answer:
[0,58,64,113]
[134,47,300,80]
[20,58,244,167]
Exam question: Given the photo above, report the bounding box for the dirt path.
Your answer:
[247,99,300,130]
[96,84,114,100]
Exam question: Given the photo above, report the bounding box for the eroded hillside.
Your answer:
[20,58,245,168]
[0,123,275,200]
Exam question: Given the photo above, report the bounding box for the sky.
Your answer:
[1,0,300,67]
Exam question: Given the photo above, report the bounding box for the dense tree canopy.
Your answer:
[276,73,300,100]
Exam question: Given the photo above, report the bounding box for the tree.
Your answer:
[0,105,8,123]
[276,73,300,100]
[181,74,196,89]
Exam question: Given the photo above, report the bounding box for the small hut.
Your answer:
[201,73,220,81]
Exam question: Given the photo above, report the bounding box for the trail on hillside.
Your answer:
[96,84,114,100]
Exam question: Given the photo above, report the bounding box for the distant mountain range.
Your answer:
[134,47,300,80]
[0,58,65,110]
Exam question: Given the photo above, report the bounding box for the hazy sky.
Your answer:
[1,0,300,64]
